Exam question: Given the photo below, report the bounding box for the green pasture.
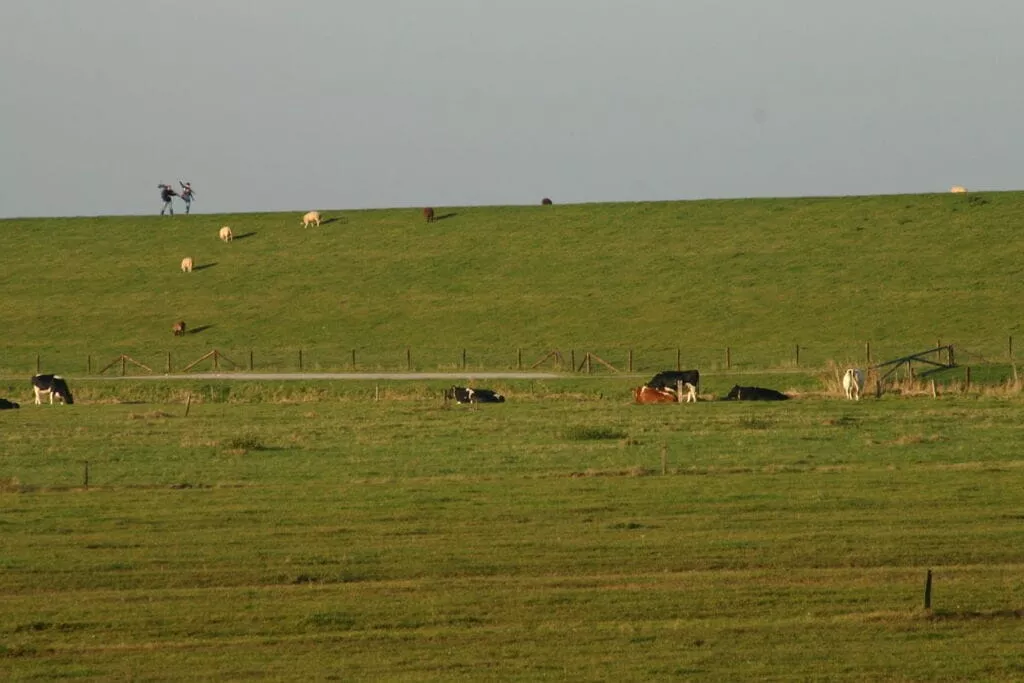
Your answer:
[2,379,1024,680]
[1,191,1023,376]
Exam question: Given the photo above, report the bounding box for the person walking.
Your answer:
[158,183,177,215]
[179,181,195,214]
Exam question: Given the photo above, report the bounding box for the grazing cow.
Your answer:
[444,386,505,404]
[302,211,322,228]
[843,368,866,401]
[180,257,193,273]
[541,197,553,205]
[950,185,968,193]
[632,385,677,404]
[0,398,20,409]
[32,374,74,405]
[725,385,789,401]
[173,320,187,336]
[219,226,233,242]
[423,207,436,223]
[646,370,700,396]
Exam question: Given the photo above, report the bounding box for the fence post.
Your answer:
[517,348,522,370]
[628,349,633,373]
[948,345,955,367]
[351,349,356,369]
[249,350,254,371]
[866,342,871,365]
[406,347,411,371]
[462,348,467,370]
[87,355,92,375]
[924,569,933,610]
[795,344,800,367]
[585,353,592,374]
[36,354,40,374]
[121,355,126,376]
[726,347,731,370]
[83,461,89,489]
[214,351,220,371]
[166,352,171,374]
[965,366,971,390]
[570,349,575,372]
[298,349,303,371]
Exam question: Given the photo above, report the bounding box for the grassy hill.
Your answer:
[2,192,1022,375]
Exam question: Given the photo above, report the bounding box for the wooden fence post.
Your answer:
[924,569,933,610]
[517,348,522,370]
[570,349,575,372]
[298,349,303,371]
[249,350,254,371]
[121,355,126,376]
[726,347,731,370]
[351,349,356,369]
[462,348,467,370]
[87,355,92,375]
[585,353,592,374]
[628,349,633,373]
[166,352,171,374]
[36,354,40,374]
[965,366,971,390]
[406,347,411,371]
[795,344,800,367]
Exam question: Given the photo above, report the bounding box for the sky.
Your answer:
[3,0,1023,218]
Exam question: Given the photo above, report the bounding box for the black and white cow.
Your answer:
[444,386,505,404]
[32,374,74,405]
[646,370,700,396]
[0,398,20,409]
[725,385,789,401]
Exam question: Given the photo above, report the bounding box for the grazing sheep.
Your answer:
[173,320,187,337]
[219,226,233,242]
[423,207,435,223]
[541,197,553,205]
[950,185,968,193]
[302,211,322,228]
[180,257,194,273]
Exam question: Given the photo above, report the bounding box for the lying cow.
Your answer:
[632,385,677,404]
[32,374,74,405]
[843,368,866,401]
[647,369,700,395]
[725,385,789,401]
[444,386,505,404]
[0,398,20,409]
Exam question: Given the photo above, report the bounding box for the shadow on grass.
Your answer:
[192,262,217,272]
[188,324,214,335]
[435,212,458,221]
[321,217,347,225]
[233,232,257,240]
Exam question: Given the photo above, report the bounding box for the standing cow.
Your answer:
[423,207,436,223]
[32,374,74,405]
[843,368,866,401]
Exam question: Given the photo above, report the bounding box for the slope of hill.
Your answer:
[2,193,1021,374]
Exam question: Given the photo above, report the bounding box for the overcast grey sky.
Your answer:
[2,0,1022,218]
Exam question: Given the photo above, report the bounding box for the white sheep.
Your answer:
[302,211,322,228]
[219,226,233,242]
[180,257,194,273]
[950,185,967,193]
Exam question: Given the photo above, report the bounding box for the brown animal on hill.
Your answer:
[632,385,678,404]
[541,197,553,205]
[180,257,193,273]
[423,207,435,223]
[173,321,187,336]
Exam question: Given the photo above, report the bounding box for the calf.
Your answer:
[725,385,789,401]
[180,256,193,273]
[541,197,553,205]
[843,368,865,401]
[302,211,322,228]
[0,398,20,410]
[219,226,233,242]
[32,374,74,405]
[423,207,435,223]
[632,385,677,404]
[444,386,505,404]
[173,320,187,336]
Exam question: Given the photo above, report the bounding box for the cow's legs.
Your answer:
[34,387,42,405]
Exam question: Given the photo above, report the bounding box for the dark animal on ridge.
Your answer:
[32,374,74,405]
[423,207,436,223]
[541,197,553,205]
[725,385,789,401]
[445,386,505,404]
[173,321,187,336]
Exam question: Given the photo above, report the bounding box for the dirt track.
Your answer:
[82,372,563,381]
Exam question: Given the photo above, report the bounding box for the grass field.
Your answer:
[1,192,1023,375]
[3,377,1024,680]
[2,193,1024,680]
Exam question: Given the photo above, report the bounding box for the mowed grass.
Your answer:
[2,381,1024,680]
[2,192,1024,375]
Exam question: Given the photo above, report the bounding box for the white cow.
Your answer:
[219,226,233,242]
[843,368,866,401]
[180,257,194,273]
[950,185,967,193]
[302,211,322,228]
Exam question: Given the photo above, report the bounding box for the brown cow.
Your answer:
[172,321,187,337]
[541,197,553,205]
[423,207,436,223]
[632,385,677,404]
